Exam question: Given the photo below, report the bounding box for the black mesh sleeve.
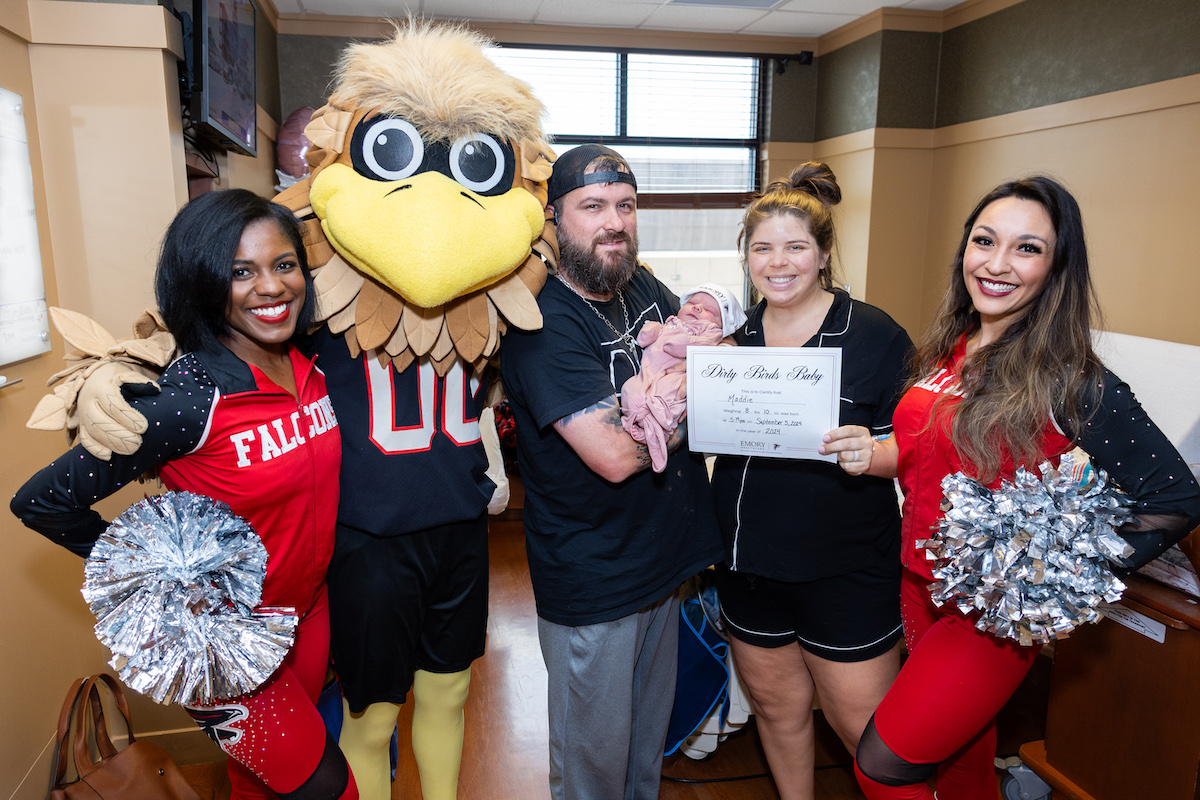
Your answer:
[9,367,214,558]
[1068,369,1200,570]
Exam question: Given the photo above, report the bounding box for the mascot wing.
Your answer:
[275,20,556,376]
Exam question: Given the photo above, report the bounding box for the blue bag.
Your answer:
[664,581,730,756]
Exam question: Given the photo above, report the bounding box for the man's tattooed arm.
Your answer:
[557,395,622,428]
[554,393,683,481]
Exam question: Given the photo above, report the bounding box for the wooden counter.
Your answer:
[1021,573,1200,799]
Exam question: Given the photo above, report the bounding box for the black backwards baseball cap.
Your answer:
[546,144,638,206]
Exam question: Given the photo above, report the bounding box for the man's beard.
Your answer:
[558,227,639,297]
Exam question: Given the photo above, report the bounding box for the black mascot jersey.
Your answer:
[304,327,494,537]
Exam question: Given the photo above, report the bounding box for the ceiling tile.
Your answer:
[638,3,771,33]
[297,0,407,15]
[531,0,659,28]
[738,9,855,36]
[777,0,883,14]
[665,0,778,8]
[420,0,544,21]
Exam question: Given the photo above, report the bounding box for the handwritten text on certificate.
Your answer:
[686,346,841,461]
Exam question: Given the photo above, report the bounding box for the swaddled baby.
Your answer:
[621,283,747,472]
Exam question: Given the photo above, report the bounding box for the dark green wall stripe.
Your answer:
[877,30,939,130]
[937,0,1200,127]
[815,32,881,141]
[765,57,817,143]
[277,34,348,120]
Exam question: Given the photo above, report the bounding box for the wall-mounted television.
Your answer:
[189,0,257,157]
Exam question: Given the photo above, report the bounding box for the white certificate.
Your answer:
[686,346,842,461]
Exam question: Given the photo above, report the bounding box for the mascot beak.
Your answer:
[309,163,544,309]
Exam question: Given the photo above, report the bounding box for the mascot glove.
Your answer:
[480,406,510,515]
[26,308,176,460]
[74,359,162,459]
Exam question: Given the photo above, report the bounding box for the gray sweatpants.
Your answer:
[537,591,681,800]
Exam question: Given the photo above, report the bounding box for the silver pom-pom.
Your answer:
[82,491,297,704]
[923,453,1135,645]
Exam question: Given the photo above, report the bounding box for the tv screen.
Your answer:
[193,0,257,157]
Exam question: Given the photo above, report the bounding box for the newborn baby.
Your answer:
[621,283,746,472]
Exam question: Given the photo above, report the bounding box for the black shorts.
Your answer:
[715,560,901,663]
[327,514,489,713]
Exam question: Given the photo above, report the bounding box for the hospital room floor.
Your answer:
[385,507,1051,799]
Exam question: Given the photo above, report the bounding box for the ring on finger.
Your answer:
[852,449,859,463]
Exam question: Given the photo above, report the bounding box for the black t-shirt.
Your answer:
[501,267,723,625]
[711,291,913,581]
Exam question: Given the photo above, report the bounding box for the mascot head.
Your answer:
[277,20,557,376]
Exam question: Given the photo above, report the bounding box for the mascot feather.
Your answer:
[28,20,556,800]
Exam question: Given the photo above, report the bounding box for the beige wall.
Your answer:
[23,0,190,335]
[28,42,185,329]
[768,74,1200,348]
[760,141,814,188]
[923,78,1200,346]
[861,144,934,336]
[0,18,121,800]
[1,2,278,797]
[820,147,875,305]
[1,0,1197,795]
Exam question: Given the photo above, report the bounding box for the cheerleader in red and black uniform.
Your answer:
[853,176,1200,800]
[12,190,356,800]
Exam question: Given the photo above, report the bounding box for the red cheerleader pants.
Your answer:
[854,569,1041,800]
[186,587,357,800]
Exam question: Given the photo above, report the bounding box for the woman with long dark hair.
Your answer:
[853,176,1200,798]
[13,189,357,800]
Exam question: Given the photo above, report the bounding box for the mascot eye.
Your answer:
[358,118,424,181]
[449,134,509,194]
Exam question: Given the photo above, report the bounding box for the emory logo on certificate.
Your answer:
[686,346,842,461]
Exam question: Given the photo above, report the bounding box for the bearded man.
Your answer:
[501,144,722,800]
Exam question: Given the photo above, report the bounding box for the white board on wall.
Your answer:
[0,86,50,367]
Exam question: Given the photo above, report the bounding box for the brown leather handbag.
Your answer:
[48,674,202,800]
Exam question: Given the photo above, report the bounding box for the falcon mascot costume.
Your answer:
[28,20,556,800]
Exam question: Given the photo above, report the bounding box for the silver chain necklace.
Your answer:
[555,272,641,369]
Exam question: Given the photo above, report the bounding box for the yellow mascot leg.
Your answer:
[411,668,471,800]
[339,699,401,800]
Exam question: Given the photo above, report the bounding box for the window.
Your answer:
[487,46,762,300]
